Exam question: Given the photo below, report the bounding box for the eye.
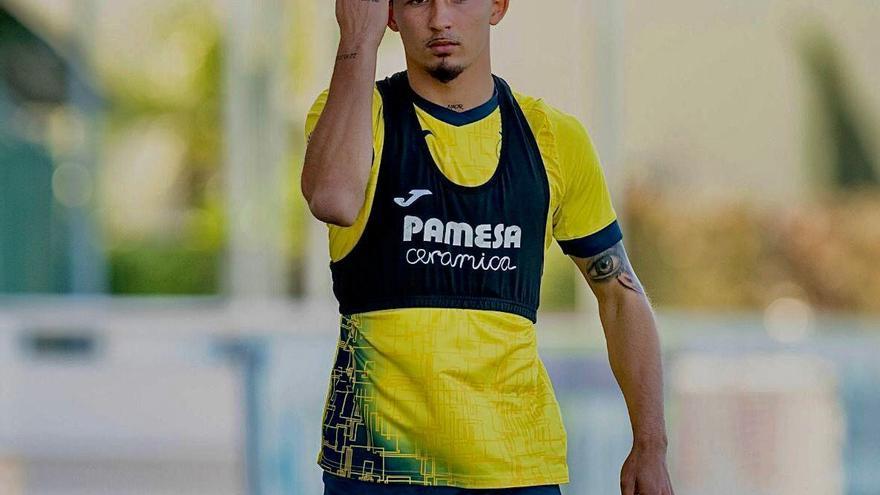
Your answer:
[587,254,621,280]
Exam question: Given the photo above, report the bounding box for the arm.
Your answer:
[570,241,675,495]
[301,0,389,227]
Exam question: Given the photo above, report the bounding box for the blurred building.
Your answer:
[671,353,845,495]
[0,455,23,494]
[0,3,105,293]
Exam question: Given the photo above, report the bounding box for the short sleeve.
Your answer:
[304,89,330,144]
[303,86,386,262]
[304,87,384,150]
[551,114,622,258]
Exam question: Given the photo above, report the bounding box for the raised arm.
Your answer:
[570,242,675,495]
[301,0,389,227]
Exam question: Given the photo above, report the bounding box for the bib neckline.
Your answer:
[403,72,508,193]
[408,84,499,127]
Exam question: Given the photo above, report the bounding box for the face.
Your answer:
[389,0,509,83]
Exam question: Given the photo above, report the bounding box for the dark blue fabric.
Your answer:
[323,471,562,495]
[557,219,623,258]
[409,85,499,126]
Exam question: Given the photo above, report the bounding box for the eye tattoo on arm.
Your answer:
[584,242,645,295]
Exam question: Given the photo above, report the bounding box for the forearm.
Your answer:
[599,291,668,450]
[301,40,378,225]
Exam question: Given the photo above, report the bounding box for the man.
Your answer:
[301,1,674,494]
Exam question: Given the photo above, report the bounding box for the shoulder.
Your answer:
[511,90,596,191]
[512,90,589,145]
[304,86,384,138]
[307,86,383,116]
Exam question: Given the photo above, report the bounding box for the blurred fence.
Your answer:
[1,297,879,494]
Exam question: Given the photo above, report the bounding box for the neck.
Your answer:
[405,54,494,112]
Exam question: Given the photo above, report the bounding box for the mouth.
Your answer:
[427,38,459,46]
[427,39,460,55]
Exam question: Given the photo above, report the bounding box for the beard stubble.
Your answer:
[427,57,466,83]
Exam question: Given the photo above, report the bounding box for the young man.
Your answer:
[302,1,675,494]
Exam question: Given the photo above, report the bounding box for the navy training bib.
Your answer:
[329,71,550,322]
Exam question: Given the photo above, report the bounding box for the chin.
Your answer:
[426,59,467,84]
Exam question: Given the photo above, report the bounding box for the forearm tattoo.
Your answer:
[583,242,645,295]
[336,52,358,61]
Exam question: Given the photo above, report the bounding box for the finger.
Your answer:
[636,482,660,495]
[620,477,635,495]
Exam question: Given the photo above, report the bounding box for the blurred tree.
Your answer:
[98,1,224,295]
[0,7,67,104]
[799,27,878,189]
[623,181,880,314]
[99,0,317,297]
[617,27,880,314]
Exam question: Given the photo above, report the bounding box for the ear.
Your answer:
[388,1,399,32]
[489,0,510,26]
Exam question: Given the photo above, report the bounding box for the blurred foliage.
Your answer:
[0,7,67,104]
[109,244,219,295]
[108,193,225,295]
[624,182,880,313]
[623,26,880,314]
[97,0,225,295]
[98,0,324,296]
[799,26,878,189]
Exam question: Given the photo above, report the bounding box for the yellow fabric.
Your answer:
[304,83,617,489]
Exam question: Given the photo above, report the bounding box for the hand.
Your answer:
[336,0,390,49]
[620,443,675,495]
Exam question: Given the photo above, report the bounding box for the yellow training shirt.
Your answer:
[305,80,618,489]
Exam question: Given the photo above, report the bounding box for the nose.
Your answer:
[428,0,453,32]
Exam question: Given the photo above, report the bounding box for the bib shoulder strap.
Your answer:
[376,71,410,110]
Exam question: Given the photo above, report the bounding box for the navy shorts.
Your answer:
[322,471,563,495]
